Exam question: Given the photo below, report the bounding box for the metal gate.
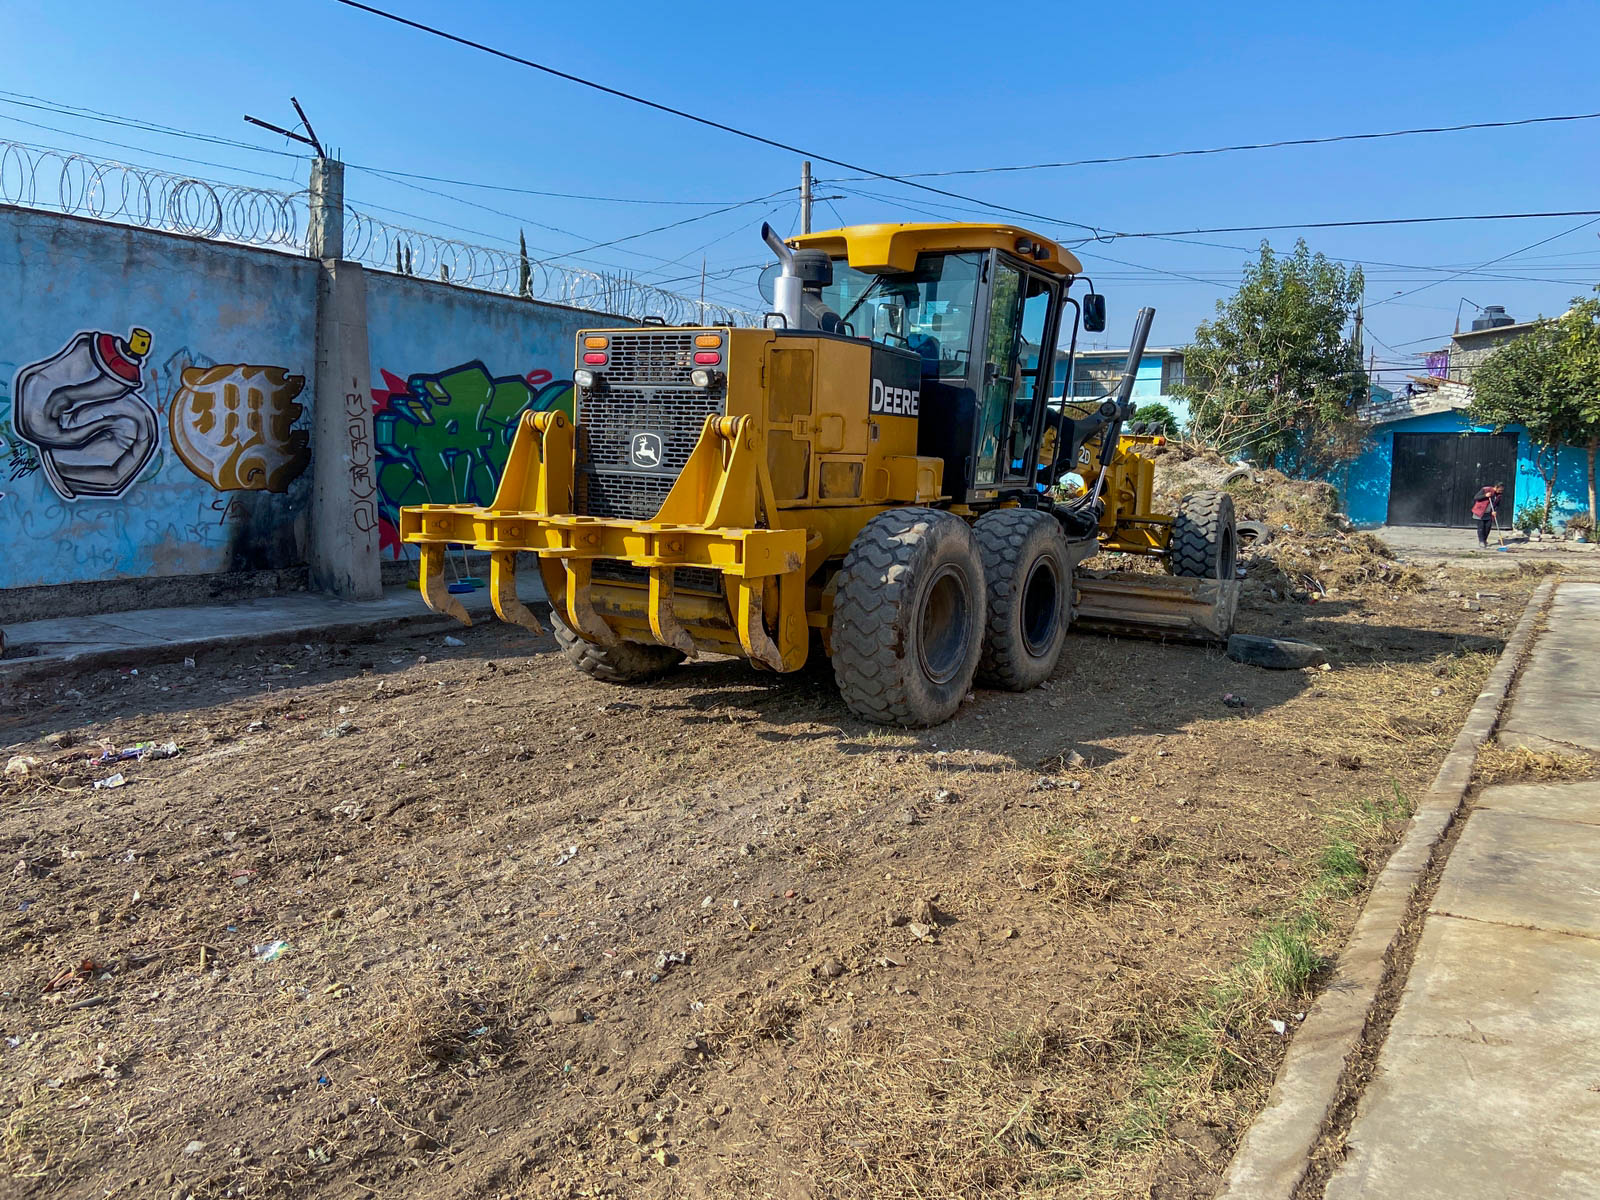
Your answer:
[1387,432,1518,527]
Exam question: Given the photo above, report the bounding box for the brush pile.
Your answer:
[1145,442,1423,600]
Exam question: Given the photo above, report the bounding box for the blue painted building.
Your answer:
[1335,385,1591,529]
[1038,346,1189,428]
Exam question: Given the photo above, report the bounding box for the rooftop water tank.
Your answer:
[1471,305,1516,331]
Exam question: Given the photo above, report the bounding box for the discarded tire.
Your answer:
[1222,466,1255,486]
[1169,491,1238,580]
[1226,633,1328,670]
[1235,519,1273,547]
[553,618,685,683]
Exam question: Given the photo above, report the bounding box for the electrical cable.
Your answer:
[1080,209,1600,242]
[1369,215,1600,308]
[330,0,1105,236]
[816,108,1600,182]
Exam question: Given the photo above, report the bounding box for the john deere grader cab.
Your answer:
[400,222,1238,726]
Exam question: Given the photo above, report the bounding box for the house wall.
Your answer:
[1058,352,1191,424]
[1338,408,1591,528]
[0,206,319,593]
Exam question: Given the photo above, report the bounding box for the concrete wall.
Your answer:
[365,273,594,559]
[0,206,318,595]
[1338,408,1591,528]
[0,200,625,613]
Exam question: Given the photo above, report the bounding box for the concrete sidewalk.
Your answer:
[0,576,548,680]
[1323,582,1600,1199]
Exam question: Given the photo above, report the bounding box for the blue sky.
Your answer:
[5,0,1599,387]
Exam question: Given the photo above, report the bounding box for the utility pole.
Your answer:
[800,161,812,235]
[699,255,707,321]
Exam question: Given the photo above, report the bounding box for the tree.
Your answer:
[1467,296,1600,521]
[1176,240,1367,475]
[1133,402,1179,433]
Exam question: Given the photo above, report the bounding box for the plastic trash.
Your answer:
[5,755,39,778]
[443,635,465,647]
[93,773,127,790]
[253,940,290,962]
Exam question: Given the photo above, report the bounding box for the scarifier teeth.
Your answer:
[490,551,544,636]
[419,544,472,627]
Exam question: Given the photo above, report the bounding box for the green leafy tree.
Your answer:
[1466,297,1600,521]
[1176,240,1368,474]
[1133,401,1179,433]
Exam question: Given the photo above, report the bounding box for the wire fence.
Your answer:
[344,206,764,326]
[0,138,763,325]
[0,139,306,248]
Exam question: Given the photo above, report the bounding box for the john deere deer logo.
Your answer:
[630,431,664,469]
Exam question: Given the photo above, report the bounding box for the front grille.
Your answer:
[580,472,675,521]
[594,561,723,595]
[577,330,726,521]
[605,332,696,382]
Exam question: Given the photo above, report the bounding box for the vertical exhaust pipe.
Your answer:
[762,222,802,330]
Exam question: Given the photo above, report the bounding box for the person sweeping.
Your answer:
[1472,482,1506,548]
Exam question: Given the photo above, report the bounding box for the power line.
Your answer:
[1369,215,1600,308]
[0,91,305,158]
[1082,209,1600,242]
[0,115,304,186]
[330,0,1104,237]
[344,163,758,206]
[817,109,1600,182]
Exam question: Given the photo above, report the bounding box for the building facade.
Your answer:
[1052,347,1189,426]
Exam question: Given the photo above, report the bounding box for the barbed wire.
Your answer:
[0,138,764,325]
[344,206,764,325]
[0,139,305,247]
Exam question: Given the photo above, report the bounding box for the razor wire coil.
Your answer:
[0,139,306,248]
[0,139,761,325]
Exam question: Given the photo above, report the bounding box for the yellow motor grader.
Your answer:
[401,222,1237,726]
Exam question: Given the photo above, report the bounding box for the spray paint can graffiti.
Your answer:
[13,327,159,500]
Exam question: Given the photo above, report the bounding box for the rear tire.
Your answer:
[552,617,685,683]
[974,509,1072,691]
[1169,491,1238,580]
[832,508,985,727]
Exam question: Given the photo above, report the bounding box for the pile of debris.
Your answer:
[1145,443,1423,601]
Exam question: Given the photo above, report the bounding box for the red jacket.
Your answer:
[1471,488,1501,519]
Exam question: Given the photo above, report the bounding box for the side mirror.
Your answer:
[1083,293,1107,333]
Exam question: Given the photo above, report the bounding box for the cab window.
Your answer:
[823,252,982,379]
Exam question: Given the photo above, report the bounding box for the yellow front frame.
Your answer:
[399,409,810,671]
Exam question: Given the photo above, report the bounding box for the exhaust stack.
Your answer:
[762,222,804,330]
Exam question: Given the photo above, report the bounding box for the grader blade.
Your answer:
[1073,575,1240,644]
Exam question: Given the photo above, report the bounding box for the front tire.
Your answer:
[552,617,685,683]
[974,509,1072,691]
[832,508,985,727]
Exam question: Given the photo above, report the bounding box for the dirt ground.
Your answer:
[0,555,1559,1200]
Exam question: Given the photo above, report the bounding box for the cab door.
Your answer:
[972,255,1059,490]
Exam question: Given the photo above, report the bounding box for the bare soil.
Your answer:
[0,566,1550,1200]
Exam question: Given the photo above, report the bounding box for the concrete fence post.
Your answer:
[305,153,381,600]
[308,157,345,261]
[310,259,381,599]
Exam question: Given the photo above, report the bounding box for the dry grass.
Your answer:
[1007,822,1136,904]
[361,978,512,1081]
[1474,743,1600,787]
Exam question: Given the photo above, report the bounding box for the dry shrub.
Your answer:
[1475,743,1600,787]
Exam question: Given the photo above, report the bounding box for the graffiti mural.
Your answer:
[12,327,160,500]
[169,364,311,493]
[371,362,573,555]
